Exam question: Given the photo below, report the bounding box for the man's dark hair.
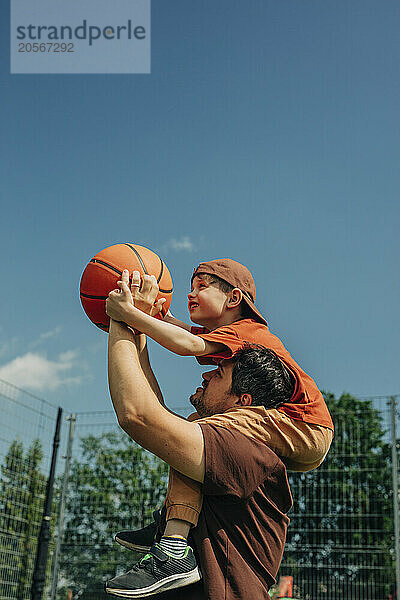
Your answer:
[196,273,254,318]
[230,343,295,409]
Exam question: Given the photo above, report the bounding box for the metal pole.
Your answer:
[31,407,63,600]
[390,396,400,598]
[49,414,76,600]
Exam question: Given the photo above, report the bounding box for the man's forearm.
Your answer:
[136,334,165,406]
[108,320,153,427]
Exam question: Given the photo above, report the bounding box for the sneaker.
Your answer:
[115,510,161,553]
[105,543,201,598]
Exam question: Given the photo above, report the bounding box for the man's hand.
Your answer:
[130,270,167,318]
[106,270,135,324]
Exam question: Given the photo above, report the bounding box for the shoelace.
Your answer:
[130,553,157,576]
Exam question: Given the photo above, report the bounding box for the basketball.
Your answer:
[80,243,173,331]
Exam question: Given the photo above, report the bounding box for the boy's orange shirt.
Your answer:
[191,318,333,430]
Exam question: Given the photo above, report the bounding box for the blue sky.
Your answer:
[0,0,399,415]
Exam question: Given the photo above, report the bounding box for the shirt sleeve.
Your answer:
[198,423,283,500]
[190,326,209,336]
[191,324,244,364]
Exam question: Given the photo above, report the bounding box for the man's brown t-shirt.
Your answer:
[153,422,292,600]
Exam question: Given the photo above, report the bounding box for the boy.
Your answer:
[105,258,333,593]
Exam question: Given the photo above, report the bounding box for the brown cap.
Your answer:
[192,258,268,326]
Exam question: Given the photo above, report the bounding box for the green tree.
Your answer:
[0,439,47,600]
[280,393,398,600]
[58,430,169,599]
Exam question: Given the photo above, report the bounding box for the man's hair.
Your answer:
[195,273,254,318]
[230,343,295,410]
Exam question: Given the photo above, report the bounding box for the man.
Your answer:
[105,273,293,599]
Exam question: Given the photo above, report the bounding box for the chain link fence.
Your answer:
[0,378,67,600]
[0,378,398,600]
[276,395,400,600]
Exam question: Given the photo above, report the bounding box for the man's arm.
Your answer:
[135,333,165,406]
[108,318,205,483]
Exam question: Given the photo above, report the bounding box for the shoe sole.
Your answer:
[115,535,151,553]
[105,567,201,598]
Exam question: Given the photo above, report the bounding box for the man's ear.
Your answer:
[227,288,243,309]
[236,393,252,407]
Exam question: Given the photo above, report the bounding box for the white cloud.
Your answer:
[29,326,62,349]
[40,326,62,341]
[164,236,195,252]
[0,350,83,392]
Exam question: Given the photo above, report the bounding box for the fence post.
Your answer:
[31,407,63,600]
[49,413,76,600]
[390,396,400,597]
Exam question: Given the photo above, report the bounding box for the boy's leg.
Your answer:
[195,407,333,471]
[164,466,203,528]
[161,411,203,539]
[115,411,203,554]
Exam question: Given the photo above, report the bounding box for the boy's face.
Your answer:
[188,274,229,327]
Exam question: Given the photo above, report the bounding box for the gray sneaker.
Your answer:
[105,543,201,598]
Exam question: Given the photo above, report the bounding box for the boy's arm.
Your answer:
[109,298,222,356]
[106,272,224,357]
[163,310,192,332]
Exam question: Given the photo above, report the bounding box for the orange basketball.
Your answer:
[80,243,173,331]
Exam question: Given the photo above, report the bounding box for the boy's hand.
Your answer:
[130,270,167,317]
[106,270,135,323]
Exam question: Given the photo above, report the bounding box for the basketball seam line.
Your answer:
[157,257,164,283]
[90,259,122,276]
[123,244,172,291]
[90,253,172,291]
[124,244,149,274]
[81,293,108,300]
